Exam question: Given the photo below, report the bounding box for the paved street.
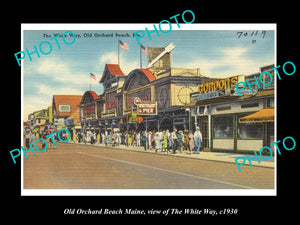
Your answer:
[23,142,274,189]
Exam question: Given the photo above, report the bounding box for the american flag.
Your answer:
[119,40,128,51]
[90,73,96,80]
[141,44,148,55]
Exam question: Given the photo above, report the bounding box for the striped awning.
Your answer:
[239,108,274,123]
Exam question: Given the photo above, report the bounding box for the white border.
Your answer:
[21,23,277,196]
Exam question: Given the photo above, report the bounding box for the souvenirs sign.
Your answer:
[134,97,157,115]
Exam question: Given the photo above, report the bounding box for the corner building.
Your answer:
[79,47,211,133]
[79,45,274,154]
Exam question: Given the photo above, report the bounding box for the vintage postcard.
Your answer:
[21,24,276,196]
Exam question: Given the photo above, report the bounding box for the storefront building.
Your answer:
[79,45,275,154]
[27,107,51,133]
[79,61,211,133]
[188,65,275,153]
[52,95,82,130]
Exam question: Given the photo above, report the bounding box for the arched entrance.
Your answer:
[159,117,173,131]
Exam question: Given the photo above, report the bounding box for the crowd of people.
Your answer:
[24,130,69,150]
[74,127,203,154]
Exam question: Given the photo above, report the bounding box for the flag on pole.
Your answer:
[90,73,96,80]
[141,44,148,55]
[119,40,128,51]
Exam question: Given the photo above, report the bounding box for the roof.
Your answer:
[66,108,81,125]
[87,91,98,100]
[139,69,156,82]
[106,64,125,76]
[52,95,82,116]
[239,108,274,123]
[122,68,156,91]
[80,91,98,104]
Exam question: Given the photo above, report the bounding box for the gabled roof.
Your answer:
[52,95,82,116]
[99,64,126,84]
[106,64,125,76]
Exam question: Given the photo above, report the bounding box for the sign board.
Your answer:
[197,91,219,100]
[106,91,117,109]
[134,97,157,115]
[84,105,95,114]
[48,106,53,123]
[59,104,71,112]
[198,76,238,93]
[128,112,137,123]
[136,116,143,123]
[128,88,151,107]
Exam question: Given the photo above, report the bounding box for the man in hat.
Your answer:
[194,127,202,154]
[171,128,178,154]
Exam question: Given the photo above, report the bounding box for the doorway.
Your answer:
[200,116,209,151]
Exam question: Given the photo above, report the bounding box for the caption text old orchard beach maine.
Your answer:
[42,32,140,39]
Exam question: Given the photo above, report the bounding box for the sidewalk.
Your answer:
[66,141,275,169]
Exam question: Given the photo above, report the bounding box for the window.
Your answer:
[213,115,233,138]
[241,102,259,109]
[216,106,231,111]
[238,114,263,139]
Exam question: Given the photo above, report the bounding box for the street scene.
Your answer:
[23,141,274,189]
[22,25,275,191]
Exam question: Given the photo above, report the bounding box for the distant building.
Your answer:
[27,108,50,133]
[51,95,82,130]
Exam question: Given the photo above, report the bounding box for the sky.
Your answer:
[22,25,275,121]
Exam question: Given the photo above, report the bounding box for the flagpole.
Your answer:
[118,39,120,65]
[90,75,91,91]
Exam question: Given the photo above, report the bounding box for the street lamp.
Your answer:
[185,107,191,130]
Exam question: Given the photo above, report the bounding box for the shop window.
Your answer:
[238,115,263,139]
[213,115,233,138]
[216,106,231,111]
[241,102,259,108]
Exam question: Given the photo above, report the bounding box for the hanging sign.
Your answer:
[134,97,157,115]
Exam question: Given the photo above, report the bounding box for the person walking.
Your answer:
[184,130,189,152]
[47,131,55,149]
[188,131,194,154]
[136,131,140,147]
[151,131,156,150]
[83,133,86,144]
[78,132,82,143]
[30,132,35,147]
[128,131,132,146]
[97,132,100,144]
[90,132,94,145]
[194,127,202,154]
[73,132,77,143]
[112,132,116,146]
[148,131,152,150]
[166,129,172,153]
[162,130,168,152]
[171,128,178,154]
[108,132,113,146]
[177,130,184,153]
[118,131,121,146]
[25,132,31,149]
[154,132,162,153]
[124,131,128,146]
[104,132,108,146]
